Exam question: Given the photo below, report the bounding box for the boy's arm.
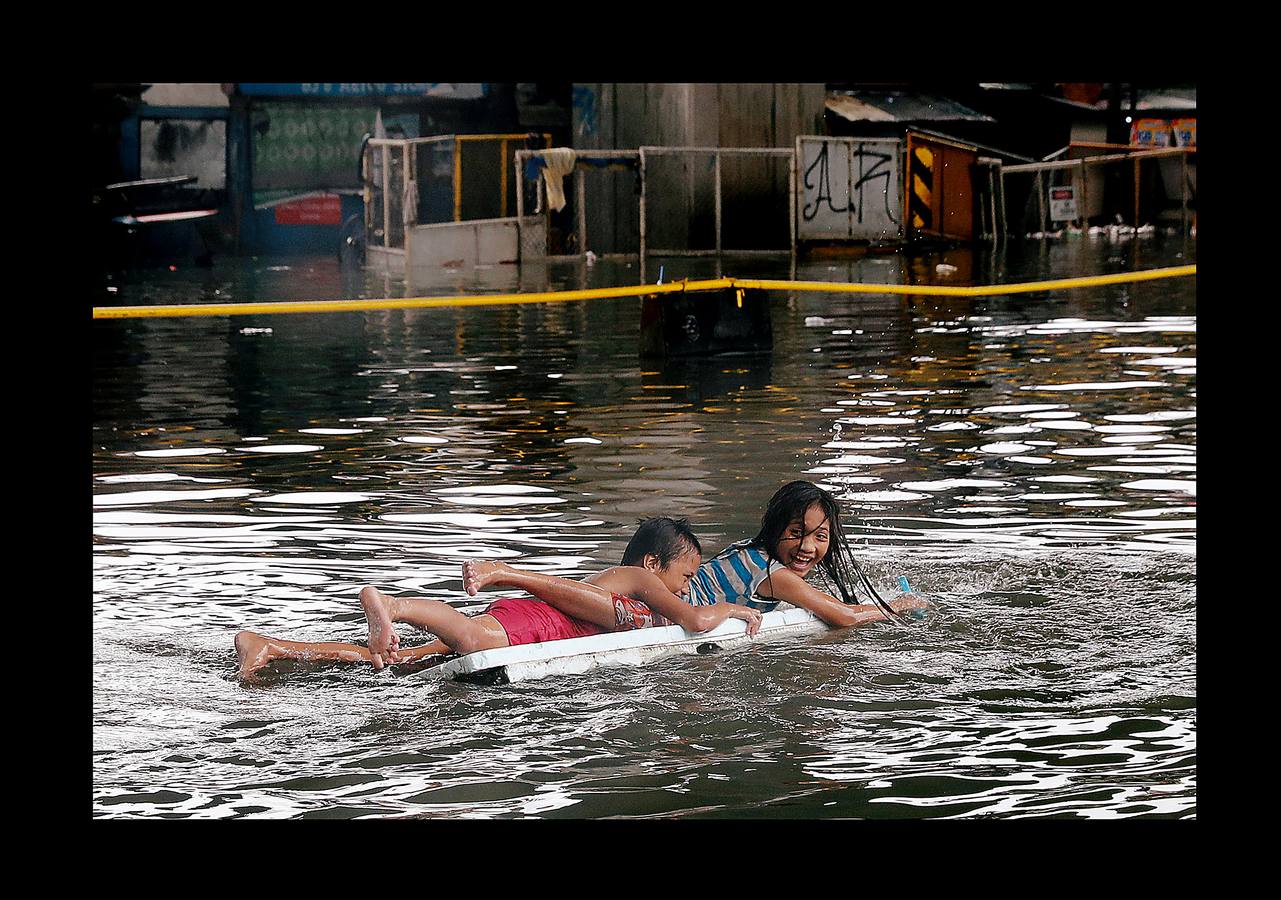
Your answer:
[590,569,761,636]
[465,561,619,629]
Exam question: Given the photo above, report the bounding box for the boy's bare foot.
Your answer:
[359,587,400,669]
[234,631,276,681]
[463,560,513,596]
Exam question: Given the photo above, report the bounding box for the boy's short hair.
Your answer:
[621,517,702,567]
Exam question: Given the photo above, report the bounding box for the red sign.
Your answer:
[274,194,342,226]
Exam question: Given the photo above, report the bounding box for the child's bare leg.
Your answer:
[234,630,373,680]
[462,560,619,629]
[234,630,451,681]
[359,585,508,657]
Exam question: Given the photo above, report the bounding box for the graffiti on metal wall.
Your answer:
[797,137,902,240]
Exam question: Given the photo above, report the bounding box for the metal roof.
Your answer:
[826,91,995,124]
[1040,87,1196,113]
[1135,88,1196,111]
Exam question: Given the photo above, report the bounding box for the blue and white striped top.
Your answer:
[684,541,786,612]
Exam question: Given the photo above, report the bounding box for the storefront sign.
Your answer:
[239,83,486,99]
[252,104,376,192]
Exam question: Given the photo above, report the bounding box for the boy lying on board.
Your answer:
[235,517,761,680]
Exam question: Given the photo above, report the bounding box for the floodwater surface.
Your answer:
[92,234,1195,819]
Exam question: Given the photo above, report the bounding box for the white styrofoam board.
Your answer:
[417,606,831,684]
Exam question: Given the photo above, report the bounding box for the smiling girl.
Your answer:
[683,480,924,627]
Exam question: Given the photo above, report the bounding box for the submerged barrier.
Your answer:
[92,265,1196,320]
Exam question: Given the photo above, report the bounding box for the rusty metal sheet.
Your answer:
[907,132,977,242]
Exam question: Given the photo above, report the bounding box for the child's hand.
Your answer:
[892,594,932,613]
[731,606,762,636]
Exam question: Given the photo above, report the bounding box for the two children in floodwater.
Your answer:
[235,480,929,680]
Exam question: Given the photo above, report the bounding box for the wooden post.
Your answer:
[361,140,370,249]
[1133,156,1141,227]
[515,151,525,219]
[382,144,390,247]
[997,167,1006,243]
[714,150,722,258]
[575,167,587,257]
[405,143,414,226]
[1037,171,1046,237]
[403,145,412,270]
[988,163,998,242]
[500,139,508,218]
[639,148,647,264]
[453,139,463,222]
[788,146,797,265]
[1077,159,1088,229]
[1180,150,1189,234]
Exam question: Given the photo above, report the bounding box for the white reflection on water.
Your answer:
[801,711,1196,820]
[1025,381,1168,391]
[235,444,325,454]
[98,473,227,484]
[257,492,373,505]
[134,448,227,458]
[94,488,261,506]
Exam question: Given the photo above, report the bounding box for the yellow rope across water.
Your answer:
[92,265,1195,320]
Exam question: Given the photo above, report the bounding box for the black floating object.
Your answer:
[456,666,510,686]
[640,288,771,357]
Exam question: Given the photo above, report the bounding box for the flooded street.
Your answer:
[92,233,1195,818]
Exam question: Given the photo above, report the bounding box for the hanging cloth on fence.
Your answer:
[403,180,418,227]
[537,148,577,213]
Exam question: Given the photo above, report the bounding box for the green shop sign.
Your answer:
[252,104,377,192]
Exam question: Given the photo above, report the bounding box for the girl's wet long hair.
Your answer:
[751,480,907,623]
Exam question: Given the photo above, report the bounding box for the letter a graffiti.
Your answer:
[803,141,849,222]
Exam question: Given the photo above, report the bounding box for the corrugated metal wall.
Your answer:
[572,84,825,254]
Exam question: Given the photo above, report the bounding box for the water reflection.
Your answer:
[94,235,1195,818]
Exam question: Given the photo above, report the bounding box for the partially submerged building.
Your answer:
[93,82,1195,274]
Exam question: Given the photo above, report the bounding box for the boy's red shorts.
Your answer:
[483,597,604,646]
[482,594,670,647]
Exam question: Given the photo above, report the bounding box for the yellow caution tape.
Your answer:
[732,264,1197,297]
[92,266,1194,320]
